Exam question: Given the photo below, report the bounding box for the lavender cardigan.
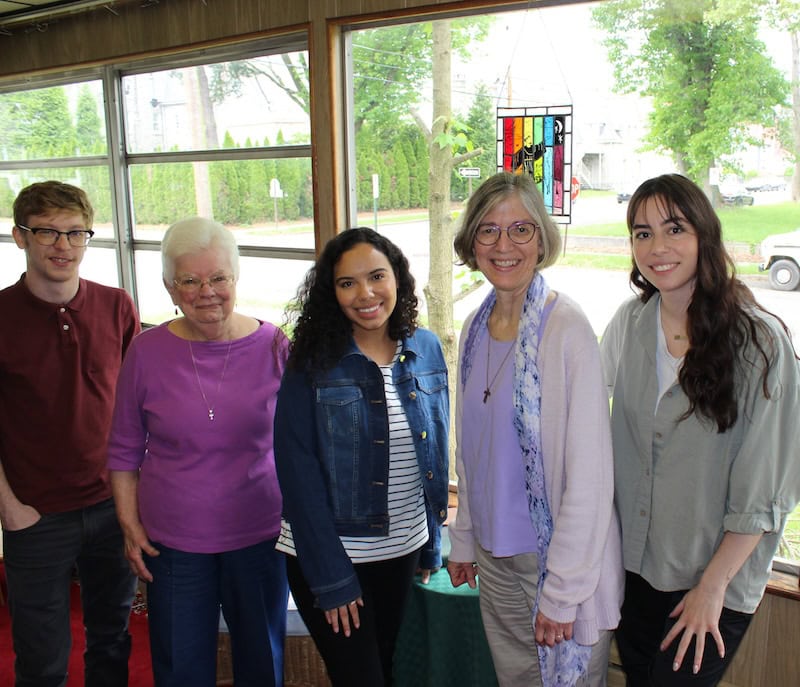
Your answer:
[449,292,623,645]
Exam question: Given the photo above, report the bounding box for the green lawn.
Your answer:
[779,508,800,561]
[559,253,632,270]
[571,200,798,247]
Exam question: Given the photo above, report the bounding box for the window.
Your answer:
[0,35,314,324]
[342,3,800,565]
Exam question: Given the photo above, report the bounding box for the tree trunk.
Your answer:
[424,20,458,480]
[184,66,216,217]
[791,31,800,202]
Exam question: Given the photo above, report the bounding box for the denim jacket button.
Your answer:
[439,509,447,518]
[409,391,417,400]
[426,470,433,480]
[420,430,427,439]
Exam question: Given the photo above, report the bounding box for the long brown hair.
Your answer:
[627,174,795,432]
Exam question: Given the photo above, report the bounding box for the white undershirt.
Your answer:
[655,297,682,409]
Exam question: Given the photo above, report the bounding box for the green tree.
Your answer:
[393,146,411,209]
[592,0,788,193]
[75,85,104,155]
[8,87,76,158]
[211,132,241,223]
[453,82,496,201]
[708,0,800,200]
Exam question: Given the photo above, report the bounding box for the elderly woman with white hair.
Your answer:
[108,217,289,687]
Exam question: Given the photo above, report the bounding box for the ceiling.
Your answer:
[0,1,134,32]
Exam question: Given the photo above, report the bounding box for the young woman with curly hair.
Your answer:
[601,174,800,687]
[274,227,450,687]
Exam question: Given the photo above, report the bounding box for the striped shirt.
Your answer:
[277,348,428,562]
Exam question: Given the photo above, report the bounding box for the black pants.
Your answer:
[616,571,753,687]
[287,548,421,687]
[3,498,137,687]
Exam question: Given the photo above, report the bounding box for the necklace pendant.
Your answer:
[483,388,491,403]
[208,409,215,421]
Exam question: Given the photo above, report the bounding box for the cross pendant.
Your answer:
[208,409,215,420]
[483,388,491,403]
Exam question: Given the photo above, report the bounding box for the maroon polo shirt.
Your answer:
[0,275,140,513]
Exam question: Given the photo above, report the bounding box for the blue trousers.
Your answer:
[2,498,137,687]
[145,538,288,687]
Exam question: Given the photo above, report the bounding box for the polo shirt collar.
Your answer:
[19,274,86,313]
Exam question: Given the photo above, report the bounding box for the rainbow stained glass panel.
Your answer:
[497,105,574,223]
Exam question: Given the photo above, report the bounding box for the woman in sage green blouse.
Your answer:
[601,173,800,687]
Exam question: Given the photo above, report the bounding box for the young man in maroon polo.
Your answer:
[0,181,140,686]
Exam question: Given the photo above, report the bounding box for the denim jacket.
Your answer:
[274,328,450,610]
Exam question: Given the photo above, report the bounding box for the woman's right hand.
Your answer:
[447,559,478,589]
[324,598,364,637]
[121,520,159,582]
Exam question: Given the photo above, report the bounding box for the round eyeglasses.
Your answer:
[17,224,94,247]
[475,221,538,246]
[173,274,235,295]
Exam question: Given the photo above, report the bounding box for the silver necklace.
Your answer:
[189,340,233,420]
[483,336,515,403]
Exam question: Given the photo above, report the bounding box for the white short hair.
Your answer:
[161,217,240,283]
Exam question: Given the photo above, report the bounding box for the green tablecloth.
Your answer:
[393,545,498,686]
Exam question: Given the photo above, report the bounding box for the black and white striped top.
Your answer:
[277,350,428,562]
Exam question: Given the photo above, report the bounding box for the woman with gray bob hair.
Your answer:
[453,172,562,272]
[448,172,623,687]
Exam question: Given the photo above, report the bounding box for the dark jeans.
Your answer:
[144,538,288,687]
[616,571,753,687]
[3,498,137,687]
[287,548,421,687]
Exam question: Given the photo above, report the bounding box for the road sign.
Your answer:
[458,167,481,178]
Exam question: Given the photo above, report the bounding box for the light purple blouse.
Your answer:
[107,321,287,553]
[460,300,555,557]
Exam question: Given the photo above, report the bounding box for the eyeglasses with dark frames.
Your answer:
[474,221,538,246]
[16,224,94,247]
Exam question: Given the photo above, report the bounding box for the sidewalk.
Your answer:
[564,234,761,263]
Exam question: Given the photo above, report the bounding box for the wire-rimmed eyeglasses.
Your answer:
[17,224,94,247]
[172,274,235,295]
[475,221,538,246]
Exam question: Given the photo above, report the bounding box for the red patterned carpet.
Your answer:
[0,565,153,686]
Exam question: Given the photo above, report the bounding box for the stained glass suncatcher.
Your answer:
[497,105,574,223]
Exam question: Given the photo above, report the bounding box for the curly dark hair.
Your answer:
[285,227,419,373]
[626,174,795,432]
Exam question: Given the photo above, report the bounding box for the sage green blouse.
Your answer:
[601,295,800,613]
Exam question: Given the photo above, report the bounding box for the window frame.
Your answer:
[0,32,315,320]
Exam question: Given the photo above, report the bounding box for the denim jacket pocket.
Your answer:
[414,371,449,429]
[414,370,448,396]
